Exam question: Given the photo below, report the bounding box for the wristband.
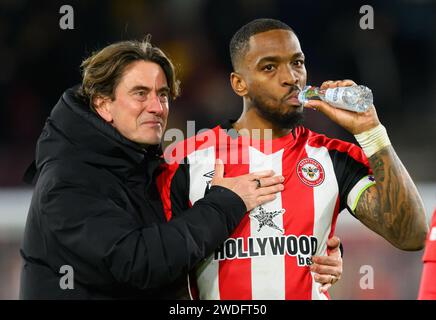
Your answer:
[354,124,391,158]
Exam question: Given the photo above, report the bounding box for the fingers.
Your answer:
[310,262,341,276]
[320,79,356,90]
[304,99,350,119]
[313,273,339,286]
[320,80,334,90]
[304,99,333,112]
[250,170,275,179]
[256,194,277,206]
[319,283,332,294]
[312,255,342,267]
[303,100,355,116]
[250,174,284,208]
[255,175,284,188]
[311,251,342,293]
[304,98,356,120]
[257,183,284,196]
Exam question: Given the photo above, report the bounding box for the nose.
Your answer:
[280,65,299,87]
[146,92,164,116]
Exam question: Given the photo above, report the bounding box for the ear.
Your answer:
[230,72,248,97]
[93,96,113,123]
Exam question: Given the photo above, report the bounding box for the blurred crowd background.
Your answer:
[0,0,435,299]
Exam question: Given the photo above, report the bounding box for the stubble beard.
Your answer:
[251,95,305,130]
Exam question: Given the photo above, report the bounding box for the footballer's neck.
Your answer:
[233,107,291,140]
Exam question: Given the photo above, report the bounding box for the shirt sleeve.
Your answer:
[156,158,191,221]
[346,175,376,212]
[328,141,375,215]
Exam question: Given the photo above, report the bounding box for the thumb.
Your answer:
[213,158,224,180]
[327,236,341,254]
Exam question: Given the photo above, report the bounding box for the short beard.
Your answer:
[252,96,304,130]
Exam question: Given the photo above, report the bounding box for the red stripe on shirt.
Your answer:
[283,139,314,300]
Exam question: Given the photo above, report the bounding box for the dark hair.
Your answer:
[229,18,295,70]
[79,37,180,111]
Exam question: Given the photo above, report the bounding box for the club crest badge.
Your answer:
[296,158,325,187]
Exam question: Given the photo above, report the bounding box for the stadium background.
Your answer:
[0,0,435,299]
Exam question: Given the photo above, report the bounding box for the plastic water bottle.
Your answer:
[298,85,373,113]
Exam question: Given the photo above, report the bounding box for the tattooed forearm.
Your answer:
[355,146,428,250]
[372,158,385,182]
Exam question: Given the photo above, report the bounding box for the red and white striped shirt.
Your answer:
[157,122,374,300]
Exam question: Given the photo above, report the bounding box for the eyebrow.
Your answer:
[129,85,170,94]
[256,52,305,65]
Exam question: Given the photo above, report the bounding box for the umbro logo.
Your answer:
[203,170,215,179]
[203,170,214,190]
